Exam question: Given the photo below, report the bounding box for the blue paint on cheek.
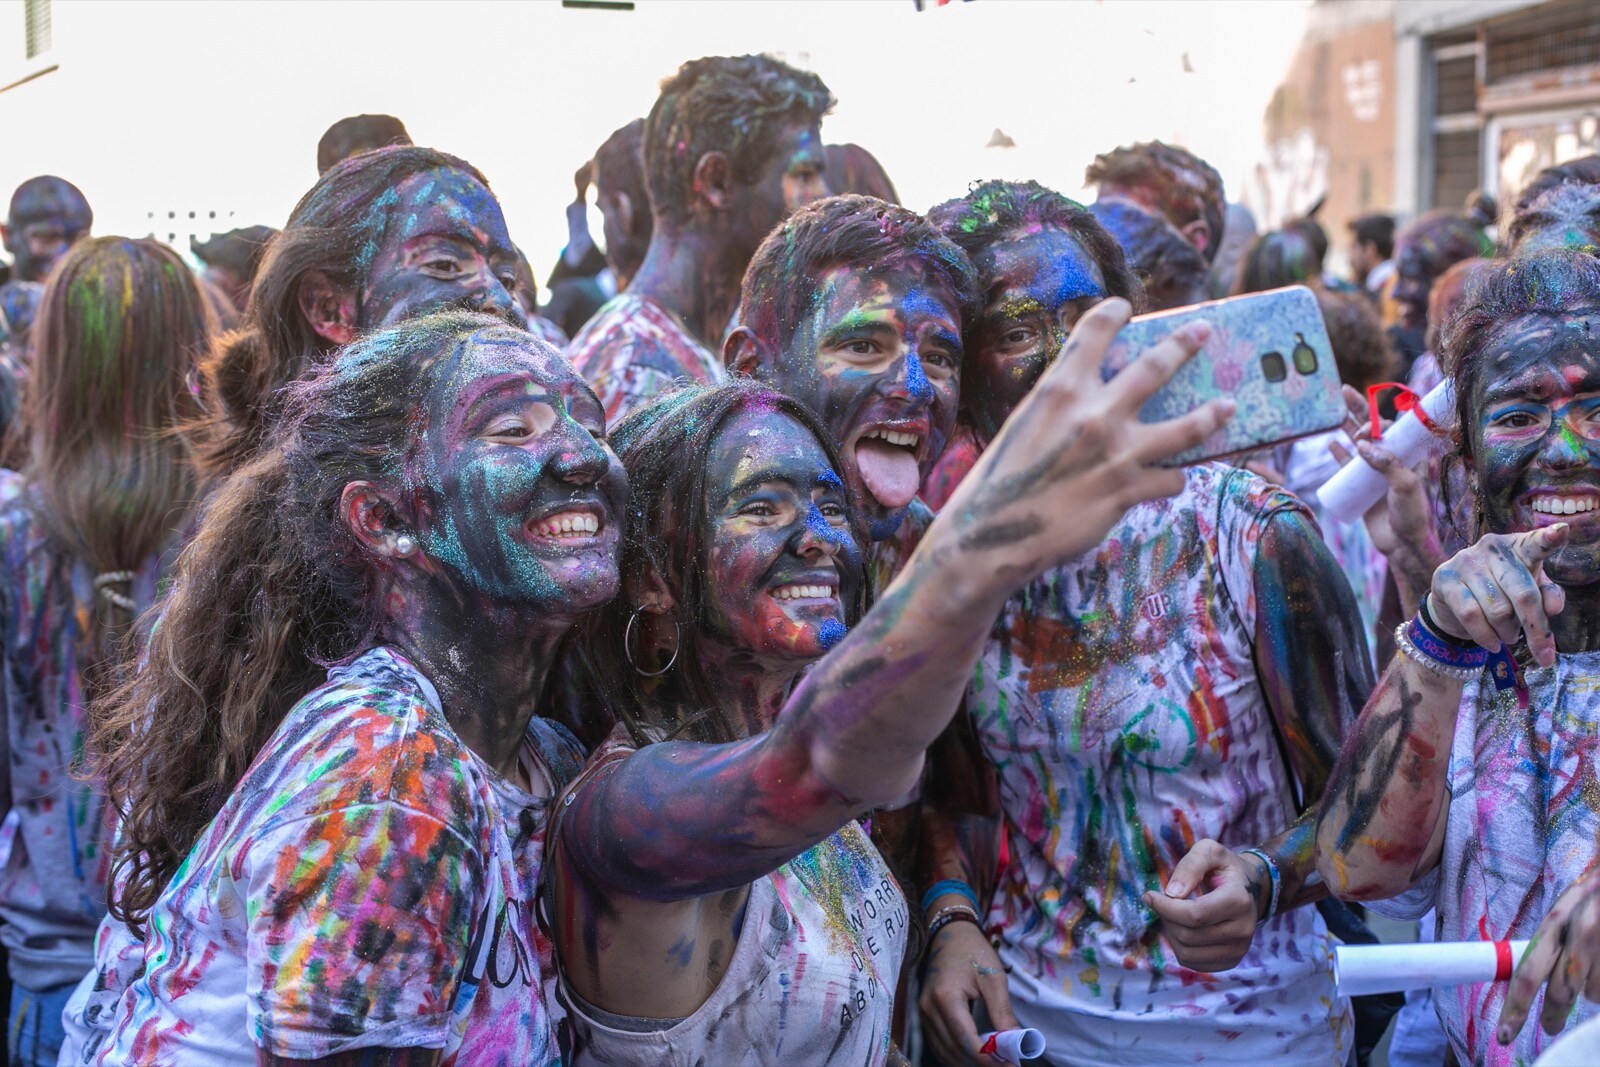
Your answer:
[904,353,933,402]
[818,467,844,489]
[818,618,846,650]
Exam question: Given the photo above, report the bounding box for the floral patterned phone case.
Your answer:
[1100,285,1345,468]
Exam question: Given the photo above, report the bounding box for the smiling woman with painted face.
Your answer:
[1312,250,1600,1066]
[548,281,1238,1061]
[84,313,622,1065]
[192,145,526,481]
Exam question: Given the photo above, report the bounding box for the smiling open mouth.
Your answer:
[854,427,923,510]
[770,582,839,602]
[528,508,603,540]
[1528,493,1599,516]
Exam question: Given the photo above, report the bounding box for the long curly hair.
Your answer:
[90,310,522,931]
[26,237,212,666]
[572,381,869,747]
[188,145,490,480]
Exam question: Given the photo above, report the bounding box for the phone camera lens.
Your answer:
[1292,333,1319,374]
[1260,351,1287,382]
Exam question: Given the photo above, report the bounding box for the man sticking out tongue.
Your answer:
[729,194,976,587]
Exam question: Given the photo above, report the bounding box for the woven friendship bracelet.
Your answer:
[1239,847,1282,925]
[920,879,980,915]
[927,902,982,940]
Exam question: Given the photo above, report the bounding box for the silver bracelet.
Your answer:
[1239,847,1281,925]
[1395,622,1484,682]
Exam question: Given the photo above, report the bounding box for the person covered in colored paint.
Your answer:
[86,312,613,1065]
[1303,249,1600,1066]
[567,54,832,425]
[726,195,976,587]
[1230,226,1319,295]
[1506,180,1600,257]
[316,112,412,175]
[550,279,1235,1064]
[917,179,1373,1066]
[0,238,213,1066]
[918,182,1141,515]
[191,144,528,481]
[1089,196,1210,313]
[1389,210,1495,381]
[1085,141,1226,265]
[2,176,91,285]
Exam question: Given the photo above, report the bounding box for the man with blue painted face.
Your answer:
[726,195,977,591]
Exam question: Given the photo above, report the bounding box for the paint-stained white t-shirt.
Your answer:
[968,464,1350,1065]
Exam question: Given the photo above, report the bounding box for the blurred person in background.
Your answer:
[824,143,899,203]
[1347,212,1396,296]
[0,238,211,1066]
[2,177,91,286]
[1389,210,1494,381]
[191,225,277,315]
[1086,140,1226,265]
[315,113,411,175]
[567,54,834,425]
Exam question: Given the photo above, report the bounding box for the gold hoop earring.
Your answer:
[625,609,680,678]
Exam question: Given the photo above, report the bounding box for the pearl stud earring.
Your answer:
[395,534,417,557]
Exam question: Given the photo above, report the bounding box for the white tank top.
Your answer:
[562,817,908,1066]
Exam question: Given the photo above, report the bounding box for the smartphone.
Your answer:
[1100,285,1345,468]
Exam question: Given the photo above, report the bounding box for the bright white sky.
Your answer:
[0,0,1313,288]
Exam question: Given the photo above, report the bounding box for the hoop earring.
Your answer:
[625,608,680,677]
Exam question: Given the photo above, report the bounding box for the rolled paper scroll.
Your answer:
[978,1028,1047,1065]
[1316,379,1455,525]
[1334,939,1530,998]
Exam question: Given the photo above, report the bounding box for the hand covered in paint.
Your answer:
[931,298,1233,600]
[920,919,1021,1067]
[1144,839,1264,972]
[1332,384,1440,603]
[1499,864,1600,1044]
[1428,525,1569,666]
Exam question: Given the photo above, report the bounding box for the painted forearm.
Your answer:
[1251,512,1375,802]
[566,570,1005,902]
[1314,654,1461,899]
[1258,810,1328,912]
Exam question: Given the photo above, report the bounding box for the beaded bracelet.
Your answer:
[1396,615,1488,681]
[920,879,980,915]
[927,902,982,940]
[1239,847,1282,925]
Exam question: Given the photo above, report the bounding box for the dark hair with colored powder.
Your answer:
[1085,141,1226,261]
[930,178,1143,309]
[1089,197,1208,311]
[740,193,980,356]
[316,113,412,175]
[1315,285,1394,392]
[824,143,899,204]
[643,54,834,227]
[189,145,491,480]
[593,118,653,281]
[574,380,868,747]
[1232,229,1318,295]
[92,309,526,930]
[1348,213,1396,259]
[26,237,212,665]
[1506,182,1600,255]
[1514,154,1600,215]
[1287,216,1329,271]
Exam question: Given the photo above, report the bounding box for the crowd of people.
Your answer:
[0,49,1595,1067]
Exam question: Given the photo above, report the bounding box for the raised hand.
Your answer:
[1429,525,1569,666]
